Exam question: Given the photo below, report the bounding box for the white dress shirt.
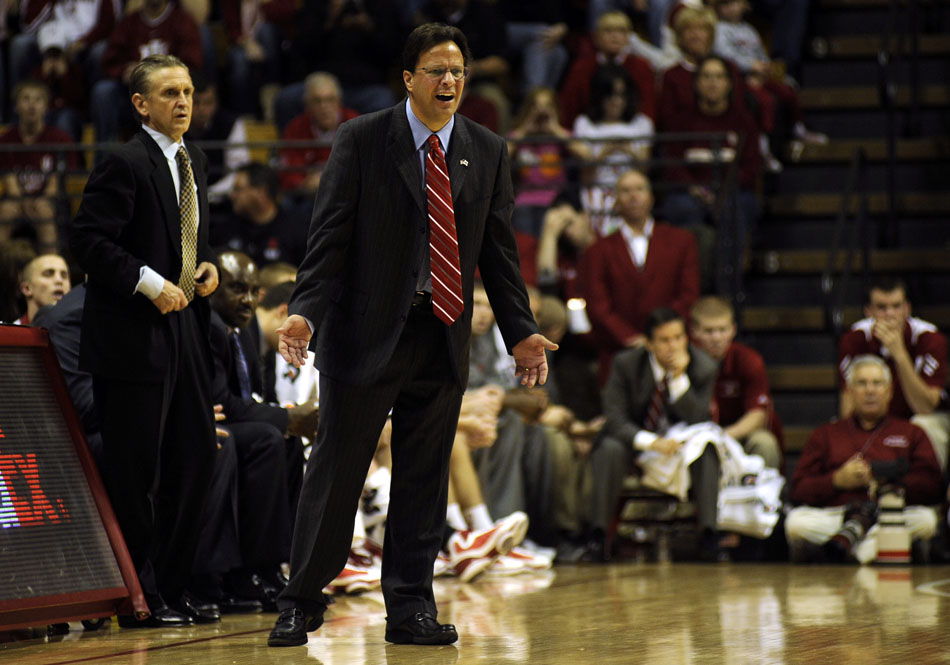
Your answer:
[133,124,201,300]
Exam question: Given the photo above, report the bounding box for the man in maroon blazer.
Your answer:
[579,169,700,384]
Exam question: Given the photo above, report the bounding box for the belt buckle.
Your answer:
[412,291,430,308]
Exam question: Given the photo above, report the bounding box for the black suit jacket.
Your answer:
[33,284,97,434]
[290,102,537,387]
[70,129,216,380]
[210,310,289,432]
[602,344,718,446]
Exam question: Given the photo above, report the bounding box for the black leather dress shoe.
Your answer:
[217,594,264,614]
[385,612,458,645]
[227,571,280,611]
[117,604,194,629]
[171,591,221,624]
[267,607,324,647]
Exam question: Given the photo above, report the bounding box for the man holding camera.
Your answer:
[785,355,942,563]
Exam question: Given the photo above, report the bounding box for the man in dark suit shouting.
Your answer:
[268,23,557,647]
[70,54,220,628]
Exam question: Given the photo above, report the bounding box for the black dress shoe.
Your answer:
[267,607,324,647]
[117,604,194,629]
[385,612,458,645]
[217,594,264,614]
[263,565,290,590]
[580,535,610,563]
[171,591,221,624]
[227,570,280,611]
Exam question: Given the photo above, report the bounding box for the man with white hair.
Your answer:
[279,71,358,196]
[786,354,943,563]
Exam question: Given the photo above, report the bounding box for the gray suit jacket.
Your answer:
[289,102,537,387]
[602,344,718,447]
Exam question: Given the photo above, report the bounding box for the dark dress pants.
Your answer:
[279,305,463,625]
[94,307,217,601]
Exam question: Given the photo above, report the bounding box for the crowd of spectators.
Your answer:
[0,0,829,259]
[0,0,948,627]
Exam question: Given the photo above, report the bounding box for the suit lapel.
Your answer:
[445,118,470,205]
[138,130,182,258]
[387,105,426,216]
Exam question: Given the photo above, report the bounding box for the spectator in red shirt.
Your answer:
[559,11,657,129]
[786,355,942,563]
[279,72,359,198]
[689,295,782,468]
[0,80,76,253]
[90,0,203,143]
[660,55,761,291]
[838,277,949,470]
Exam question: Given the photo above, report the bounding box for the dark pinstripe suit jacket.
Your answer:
[289,102,537,387]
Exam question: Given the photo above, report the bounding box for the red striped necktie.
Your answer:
[426,134,463,325]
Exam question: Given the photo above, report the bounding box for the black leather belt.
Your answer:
[411,291,432,308]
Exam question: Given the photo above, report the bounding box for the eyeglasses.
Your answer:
[416,66,468,81]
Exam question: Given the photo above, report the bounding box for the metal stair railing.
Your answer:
[821,147,870,337]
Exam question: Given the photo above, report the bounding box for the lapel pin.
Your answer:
[460,159,469,167]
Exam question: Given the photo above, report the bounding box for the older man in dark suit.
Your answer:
[69,54,220,628]
[589,307,721,561]
[269,23,557,647]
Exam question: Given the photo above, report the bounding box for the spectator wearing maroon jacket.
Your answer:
[279,72,358,198]
[786,355,942,564]
[689,296,782,468]
[660,55,761,290]
[0,81,76,252]
[559,11,657,129]
[838,278,949,470]
[656,6,749,131]
[90,0,203,143]
[579,169,699,384]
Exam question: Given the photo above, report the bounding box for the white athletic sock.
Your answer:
[446,503,468,531]
[465,504,493,531]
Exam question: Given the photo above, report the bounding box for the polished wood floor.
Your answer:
[4,563,950,664]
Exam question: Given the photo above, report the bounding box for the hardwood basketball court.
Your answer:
[3,563,950,664]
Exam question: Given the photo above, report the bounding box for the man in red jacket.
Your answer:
[580,169,699,383]
[785,355,942,564]
[279,72,358,197]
